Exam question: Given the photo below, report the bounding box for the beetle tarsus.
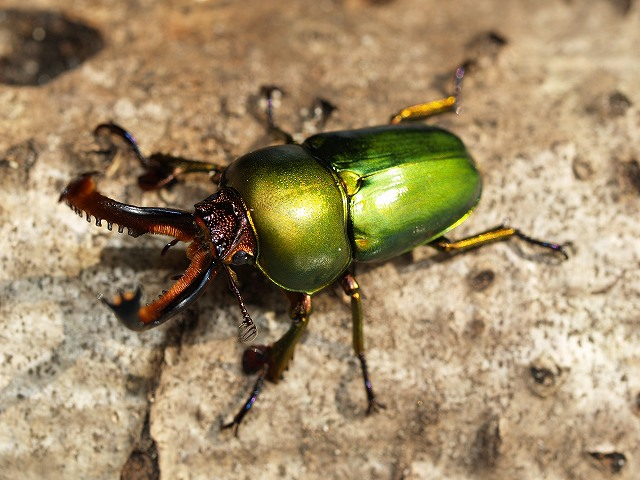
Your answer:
[452,65,465,114]
[358,352,386,415]
[221,373,266,436]
[308,97,337,129]
[512,229,569,260]
[94,123,146,164]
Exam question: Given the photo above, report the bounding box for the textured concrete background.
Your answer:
[1,1,639,479]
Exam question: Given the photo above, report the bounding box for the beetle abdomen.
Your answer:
[305,125,482,262]
[221,144,352,293]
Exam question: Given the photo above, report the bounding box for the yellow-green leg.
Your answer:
[429,225,569,259]
[390,66,465,124]
[341,272,385,414]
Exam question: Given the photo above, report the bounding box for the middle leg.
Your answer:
[341,271,385,414]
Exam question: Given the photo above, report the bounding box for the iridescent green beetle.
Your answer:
[60,67,567,432]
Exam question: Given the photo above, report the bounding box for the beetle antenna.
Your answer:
[223,266,258,343]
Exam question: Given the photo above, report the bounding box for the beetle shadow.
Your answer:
[392,241,569,275]
[0,260,172,415]
[345,249,450,279]
[98,244,188,274]
[0,242,291,433]
[100,244,289,339]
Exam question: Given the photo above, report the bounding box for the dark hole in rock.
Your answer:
[0,9,103,86]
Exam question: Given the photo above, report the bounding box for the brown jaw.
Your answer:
[60,172,199,239]
[100,248,218,331]
[60,172,219,330]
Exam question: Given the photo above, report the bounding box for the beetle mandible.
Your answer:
[60,67,568,433]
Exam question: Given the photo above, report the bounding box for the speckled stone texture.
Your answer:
[1,1,639,479]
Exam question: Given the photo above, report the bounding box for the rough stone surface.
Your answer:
[1,1,639,479]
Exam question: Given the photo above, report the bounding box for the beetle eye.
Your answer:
[231,250,252,265]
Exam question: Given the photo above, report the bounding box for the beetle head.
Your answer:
[194,188,257,268]
[194,187,259,342]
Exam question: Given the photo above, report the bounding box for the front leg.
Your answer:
[222,291,312,435]
[95,123,226,190]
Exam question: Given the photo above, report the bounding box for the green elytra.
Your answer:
[222,124,481,293]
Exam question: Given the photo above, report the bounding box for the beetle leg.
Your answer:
[341,272,386,414]
[221,292,311,435]
[220,371,266,436]
[259,86,295,144]
[266,291,312,380]
[390,66,465,124]
[60,172,222,329]
[429,225,569,259]
[94,123,226,190]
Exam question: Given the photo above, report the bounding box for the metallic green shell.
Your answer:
[304,125,482,262]
[221,144,352,293]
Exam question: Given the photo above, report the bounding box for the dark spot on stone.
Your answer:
[571,155,594,181]
[468,269,495,291]
[585,90,632,118]
[587,451,626,474]
[464,31,508,67]
[474,415,502,468]
[124,374,149,396]
[624,159,640,194]
[530,366,555,386]
[465,318,486,338]
[0,139,39,186]
[0,9,103,86]
[527,357,567,397]
[121,450,159,480]
[607,91,632,117]
[486,31,508,46]
[610,0,633,15]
